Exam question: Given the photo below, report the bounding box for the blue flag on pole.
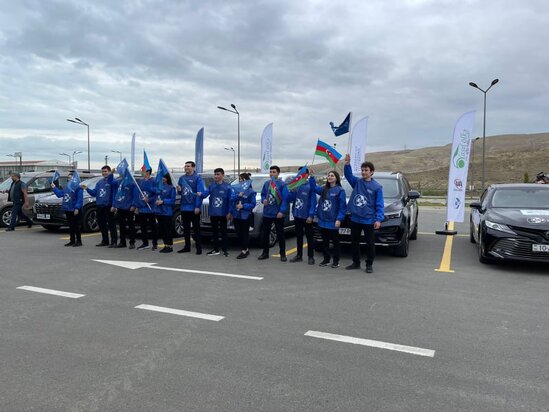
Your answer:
[195,127,204,174]
[329,112,351,136]
[67,170,81,192]
[233,179,253,194]
[51,170,60,184]
[156,159,170,192]
[117,158,129,177]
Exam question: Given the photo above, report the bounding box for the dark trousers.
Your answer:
[233,218,251,251]
[117,209,135,245]
[97,206,117,245]
[66,210,82,243]
[181,211,202,251]
[138,213,158,245]
[261,216,285,255]
[321,228,340,263]
[157,215,173,246]
[9,202,32,229]
[294,217,314,258]
[351,221,376,265]
[210,216,228,252]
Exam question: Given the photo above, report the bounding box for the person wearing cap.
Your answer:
[4,172,33,231]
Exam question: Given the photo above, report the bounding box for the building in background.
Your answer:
[0,160,74,181]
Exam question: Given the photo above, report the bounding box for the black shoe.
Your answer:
[73,241,82,247]
[280,255,287,262]
[151,244,158,251]
[257,253,269,260]
[345,263,361,270]
[319,259,330,267]
[331,261,340,268]
[128,243,135,250]
[136,243,149,250]
[64,242,75,247]
[290,255,303,263]
[308,257,315,265]
[27,221,33,228]
[207,249,220,256]
[196,247,202,255]
[177,246,191,253]
[115,243,127,248]
[236,251,249,259]
[108,244,116,248]
[366,265,373,273]
[159,247,173,253]
[96,242,109,247]
[5,228,14,232]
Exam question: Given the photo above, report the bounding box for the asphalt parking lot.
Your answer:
[0,208,548,411]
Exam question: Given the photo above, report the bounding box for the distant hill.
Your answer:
[283,132,549,193]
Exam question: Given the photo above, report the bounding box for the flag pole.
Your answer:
[346,111,353,155]
[130,172,153,211]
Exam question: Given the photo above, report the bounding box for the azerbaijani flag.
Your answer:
[141,150,152,172]
[269,177,281,205]
[315,140,342,167]
[287,165,309,191]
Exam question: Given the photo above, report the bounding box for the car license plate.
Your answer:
[532,244,549,252]
[338,227,351,235]
[37,213,50,220]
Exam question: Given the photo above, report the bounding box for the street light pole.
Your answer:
[468,78,499,190]
[224,147,236,178]
[469,137,480,197]
[72,150,82,168]
[59,152,71,168]
[217,104,240,177]
[6,153,22,173]
[67,117,90,172]
[111,150,123,163]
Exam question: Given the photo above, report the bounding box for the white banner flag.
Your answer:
[350,116,368,174]
[260,123,273,173]
[447,110,475,222]
[130,132,136,174]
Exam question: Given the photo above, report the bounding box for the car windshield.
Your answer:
[491,187,549,208]
[0,175,33,191]
[341,177,400,199]
[231,176,271,192]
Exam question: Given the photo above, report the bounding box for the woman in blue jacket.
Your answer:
[155,173,176,253]
[51,171,84,247]
[313,171,347,268]
[230,173,257,259]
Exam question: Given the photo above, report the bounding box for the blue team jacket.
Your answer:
[53,186,83,212]
[344,164,384,224]
[86,174,114,207]
[313,184,347,229]
[260,179,289,218]
[132,178,156,214]
[112,178,135,211]
[230,187,257,221]
[202,181,232,217]
[288,178,317,220]
[155,184,176,216]
[177,173,204,212]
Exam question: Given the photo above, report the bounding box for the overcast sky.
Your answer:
[1,0,548,171]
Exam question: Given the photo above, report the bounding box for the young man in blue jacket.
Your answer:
[82,165,116,247]
[230,172,256,259]
[176,161,204,255]
[258,165,289,262]
[112,170,136,249]
[155,173,176,253]
[287,168,317,265]
[133,168,158,250]
[51,171,83,246]
[200,168,232,256]
[343,154,384,273]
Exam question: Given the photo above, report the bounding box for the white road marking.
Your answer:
[16,286,85,299]
[135,304,224,321]
[304,330,435,358]
[94,259,263,280]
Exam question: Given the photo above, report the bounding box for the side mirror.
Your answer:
[469,201,482,210]
[27,187,34,193]
[408,190,420,200]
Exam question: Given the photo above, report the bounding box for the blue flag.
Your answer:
[234,179,253,194]
[179,175,194,195]
[51,170,60,184]
[329,112,351,136]
[156,159,170,193]
[195,127,204,174]
[67,170,81,192]
[117,158,129,177]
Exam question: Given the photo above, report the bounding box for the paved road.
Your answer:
[0,208,548,411]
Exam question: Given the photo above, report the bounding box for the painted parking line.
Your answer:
[419,231,467,238]
[273,244,306,258]
[16,285,85,299]
[304,330,435,358]
[135,304,224,321]
[60,233,101,240]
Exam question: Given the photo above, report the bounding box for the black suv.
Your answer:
[312,172,420,257]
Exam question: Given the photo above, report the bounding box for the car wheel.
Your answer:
[410,221,418,240]
[392,225,409,257]
[469,217,476,244]
[478,227,491,264]
[82,207,99,232]
[43,225,61,232]
[1,207,13,227]
[172,211,184,237]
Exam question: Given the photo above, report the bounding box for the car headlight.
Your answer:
[385,211,402,219]
[485,220,516,235]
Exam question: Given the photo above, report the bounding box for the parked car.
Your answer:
[0,171,97,228]
[469,183,549,264]
[200,173,296,247]
[312,172,420,257]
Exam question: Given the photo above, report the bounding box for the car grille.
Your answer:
[509,225,549,242]
[490,238,549,261]
[35,203,62,215]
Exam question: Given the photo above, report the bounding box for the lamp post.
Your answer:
[72,150,82,168]
[217,104,240,177]
[59,152,71,167]
[224,147,236,178]
[6,152,22,172]
[111,150,122,163]
[469,137,480,197]
[67,117,90,172]
[468,78,499,190]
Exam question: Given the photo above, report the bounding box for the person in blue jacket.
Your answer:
[258,165,289,262]
[112,170,136,249]
[343,155,384,273]
[176,161,204,255]
[200,168,232,257]
[287,168,317,265]
[51,171,83,247]
[230,172,256,259]
[155,173,176,253]
[133,168,158,250]
[81,165,116,247]
[312,171,346,268]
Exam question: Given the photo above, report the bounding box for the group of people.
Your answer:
[4,154,386,273]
